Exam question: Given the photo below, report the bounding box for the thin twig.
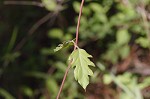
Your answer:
[56,0,85,99]
[56,61,72,99]
[14,12,57,51]
[4,1,61,51]
[4,1,44,7]
[28,13,57,36]
[75,0,84,47]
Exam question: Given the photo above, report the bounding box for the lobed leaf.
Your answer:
[69,48,95,89]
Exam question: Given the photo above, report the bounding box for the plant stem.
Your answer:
[75,0,84,48]
[4,1,44,7]
[56,0,85,99]
[56,61,72,99]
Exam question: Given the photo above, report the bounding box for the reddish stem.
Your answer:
[56,61,72,99]
[75,0,84,48]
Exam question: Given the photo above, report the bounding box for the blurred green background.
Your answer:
[0,0,150,99]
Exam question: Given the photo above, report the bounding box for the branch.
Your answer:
[4,1,44,7]
[14,12,57,51]
[56,61,72,99]
[75,0,84,48]
[56,0,85,99]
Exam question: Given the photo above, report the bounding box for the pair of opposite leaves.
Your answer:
[54,41,95,90]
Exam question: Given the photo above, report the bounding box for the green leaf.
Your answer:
[103,74,112,84]
[7,27,18,52]
[48,29,63,39]
[136,37,150,48]
[54,39,74,52]
[0,88,15,99]
[69,48,95,89]
[21,86,33,97]
[116,29,130,45]
[42,0,57,11]
[89,3,104,13]
[54,44,64,52]
[73,2,80,13]
[46,78,59,98]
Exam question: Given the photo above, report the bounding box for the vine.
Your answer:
[55,0,95,99]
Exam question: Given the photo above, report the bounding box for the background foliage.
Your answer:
[0,0,150,99]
